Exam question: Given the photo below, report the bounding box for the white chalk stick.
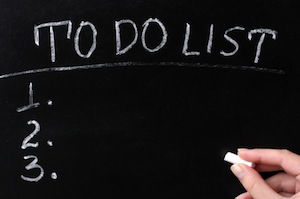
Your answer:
[224,152,255,168]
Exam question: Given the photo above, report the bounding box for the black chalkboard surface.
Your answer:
[0,0,299,198]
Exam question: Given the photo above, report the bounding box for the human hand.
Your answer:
[231,149,300,199]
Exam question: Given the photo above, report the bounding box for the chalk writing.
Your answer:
[74,21,97,58]
[220,26,245,57]
[34,21,72,62]
[182,23,200,56]
[207,24,214,54]
[248,29,278,63]
[21,120,40,150]
[18,83,56,182]
[17,83,40,113]
[31,19,279,65]
[47,100,53,106]
[141,18,168,52]
[21,155,44,182]
[51,172,58,180]
[115,19,138,55]
[0,62,285,81]
[47,140,53,147]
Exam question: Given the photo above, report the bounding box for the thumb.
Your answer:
[231,164,281,199]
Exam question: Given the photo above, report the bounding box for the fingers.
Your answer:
[266,172,300,194]
[236,192,293,199]
[278,192,293,197]
[235,192,253,199]
[233,172,300,199]
[238,149,300,176]
[231,164,280,199]
[255,164,282,172]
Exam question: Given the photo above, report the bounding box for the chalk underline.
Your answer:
[0,62,285,79]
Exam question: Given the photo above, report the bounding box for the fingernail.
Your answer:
[234,193,249,199]
[231,164,245,180]
[238,148,248,152]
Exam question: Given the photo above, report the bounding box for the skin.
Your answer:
[231,149,300,199]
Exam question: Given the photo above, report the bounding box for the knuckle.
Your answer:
[248,180,260,193]
[266,172,284,182]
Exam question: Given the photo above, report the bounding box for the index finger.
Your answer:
[238,149,300,176]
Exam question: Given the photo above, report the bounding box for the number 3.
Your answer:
[21,120,40,150]
[21,155,44,182]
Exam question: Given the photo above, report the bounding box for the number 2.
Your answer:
[21,155,44,182]
[21,120,40,150]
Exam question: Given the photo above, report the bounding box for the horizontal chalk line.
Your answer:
[0,62,285,79]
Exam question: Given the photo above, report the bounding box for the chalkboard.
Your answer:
[0,0,299,198]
